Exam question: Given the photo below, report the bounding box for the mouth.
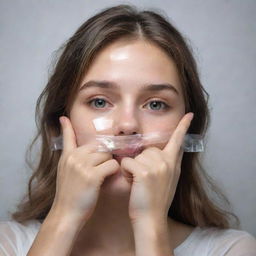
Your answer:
[112,147,144,160]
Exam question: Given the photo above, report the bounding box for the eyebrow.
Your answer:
[79,80,179,95]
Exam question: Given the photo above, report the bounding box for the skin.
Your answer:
[70,38,185,194]
[66,39,194,255]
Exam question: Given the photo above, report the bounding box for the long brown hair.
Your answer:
[12,4,240,229]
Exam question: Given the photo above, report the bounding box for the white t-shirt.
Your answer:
[0,219,255,255]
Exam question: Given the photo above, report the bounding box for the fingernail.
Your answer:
[189,112,194,120]
[59,116,65,126]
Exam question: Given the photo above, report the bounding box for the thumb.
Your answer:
[59,116,77,154]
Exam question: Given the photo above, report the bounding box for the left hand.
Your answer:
[120,112,194,223]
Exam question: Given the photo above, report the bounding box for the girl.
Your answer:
[0,4,255,256]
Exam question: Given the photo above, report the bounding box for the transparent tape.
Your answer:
[50,132,204,154]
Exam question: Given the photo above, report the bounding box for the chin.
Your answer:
[100,153,138,195]
[101,167,132,196]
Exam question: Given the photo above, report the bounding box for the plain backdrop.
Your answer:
[0,0,255,236]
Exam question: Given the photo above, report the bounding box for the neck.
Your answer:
[75,190,135,253]
[73,190,178,254]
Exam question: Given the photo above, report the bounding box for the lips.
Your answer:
[112,146,144,157]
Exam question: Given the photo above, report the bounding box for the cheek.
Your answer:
[142,112,183,133]
[69,105,98,147]
[141,113,184,150]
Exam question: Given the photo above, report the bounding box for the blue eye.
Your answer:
[89,98,107,108]
[147,101,169,111]
[87,98,170,112]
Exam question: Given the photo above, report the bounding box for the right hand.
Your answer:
[50,116,120,223]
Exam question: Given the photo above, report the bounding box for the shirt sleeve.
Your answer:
[225,232,256,256]
[0,221,18,256]
[0,220,41,256]
[208,229,256,256]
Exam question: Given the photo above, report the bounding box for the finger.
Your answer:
[59,116,77,154]
[177,147,184,170]
[141,147,164,162]
[163,112,194,159]
[95,159,120,180]
[120,157,146,181]
[86,151,113,166]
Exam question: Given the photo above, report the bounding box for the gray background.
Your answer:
[0,0,255,236]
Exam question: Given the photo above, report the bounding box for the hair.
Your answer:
[12,4,240,229]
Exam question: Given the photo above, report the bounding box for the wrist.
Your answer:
[131,213,167,229]
[132,216,172,256]
[46,206,87,232]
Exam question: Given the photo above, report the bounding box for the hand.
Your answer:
[50,116,120,223]
[120,112,194,223]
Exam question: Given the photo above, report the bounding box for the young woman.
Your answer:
[0,4,255,256]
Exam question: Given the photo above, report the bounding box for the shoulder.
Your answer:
[0,219,41,236]
[174,226,256,256]
[206,227,256,255]
[196,227,256,256]
[0,219,42,255]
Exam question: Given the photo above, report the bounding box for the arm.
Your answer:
[27,116,119,255]
[122,114,194,256]
[27,208,85,256]
[132,216,174,256]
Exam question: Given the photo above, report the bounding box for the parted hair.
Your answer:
[12,4,240,229]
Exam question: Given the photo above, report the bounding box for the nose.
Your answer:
[113,107,140,136]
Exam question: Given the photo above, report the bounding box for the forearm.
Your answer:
[132,216,174,256]
[27,209,85,256]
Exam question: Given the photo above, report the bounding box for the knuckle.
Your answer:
[163,156,174,168]
[110,159,119,167]
[108,159,120,171]
[159,161,168,172]
[65,153,76,166]
[83,171,95,184]
[65,154,85,172]
[120,157,129,167]
[73,161,84,171]
[140,170,151,180]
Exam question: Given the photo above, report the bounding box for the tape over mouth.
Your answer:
[51,115,204,154]
[50,132,204,154]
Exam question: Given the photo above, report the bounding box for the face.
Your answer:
[69,39,185,193]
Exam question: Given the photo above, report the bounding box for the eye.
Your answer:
[87,98,109,109]
[145,100,170,111]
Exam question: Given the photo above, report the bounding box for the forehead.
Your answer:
[80,39,182,95]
